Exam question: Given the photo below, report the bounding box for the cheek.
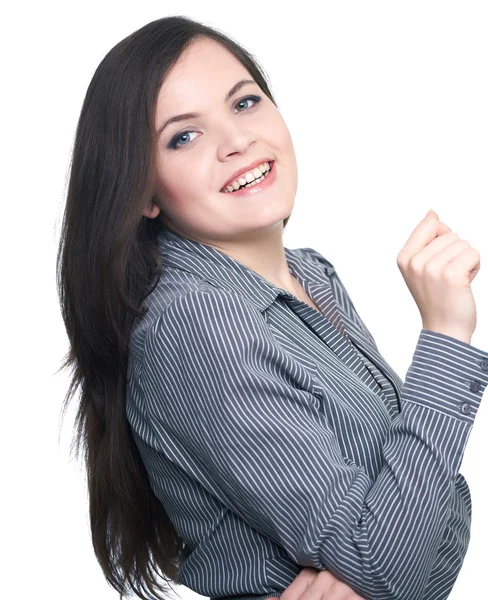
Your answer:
[266,115,295,159]
[154,161,200,203]
[154,165,212,223]
[158,154,212,196]
[153,171,187,219]
[276,121,294,151]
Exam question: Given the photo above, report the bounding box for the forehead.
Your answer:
[156,39,251,108]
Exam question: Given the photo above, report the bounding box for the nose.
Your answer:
[217,123,257,162]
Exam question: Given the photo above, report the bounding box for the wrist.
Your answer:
[422,325,472,345]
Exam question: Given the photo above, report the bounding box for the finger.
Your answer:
[444,247,481,284]
[296,571,341,600]
[409,233,463,269]
[280,569,317,600]
[469,269,480,283]
[295,570,335,600]
[398,214,450,263]
[435,221,452,236]
[308,578,356,600]
[399,222,453,265]
[314,571,365,600]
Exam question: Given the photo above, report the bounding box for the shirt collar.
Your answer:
[156,227,335,314]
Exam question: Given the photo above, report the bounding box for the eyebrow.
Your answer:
[156,78,257,139]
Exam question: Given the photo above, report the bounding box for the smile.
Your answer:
[221,161,276,197]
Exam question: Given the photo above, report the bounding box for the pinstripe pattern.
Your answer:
[126,227,488,600]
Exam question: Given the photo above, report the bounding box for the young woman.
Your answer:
[56,15,487,600]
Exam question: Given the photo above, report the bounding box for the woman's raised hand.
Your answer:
[269,567,365,600]
[396,209,481,344]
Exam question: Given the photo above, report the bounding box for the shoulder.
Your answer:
[130,268,230,363]
[140,286,315,400]
[143,287,271,363]
[150,286,263,327]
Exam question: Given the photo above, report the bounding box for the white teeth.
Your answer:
[223,161,271,193]
[223,165,272,192]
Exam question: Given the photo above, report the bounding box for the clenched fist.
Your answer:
[397,209,481,344]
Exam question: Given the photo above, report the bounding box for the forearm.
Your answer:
[421,473,472,600]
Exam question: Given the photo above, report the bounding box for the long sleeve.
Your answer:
[420,472,472,600]
[140,288,488,600]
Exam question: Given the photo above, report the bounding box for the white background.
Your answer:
[1,1,487,599]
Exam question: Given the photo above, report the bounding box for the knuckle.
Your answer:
[424,261,438,277]
[409,254,423,273]
[443,265,457,282]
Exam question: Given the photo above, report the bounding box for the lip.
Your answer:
[220,157,274,191]
[222,160,276,197]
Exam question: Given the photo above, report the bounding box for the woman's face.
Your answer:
[146,38,297,242]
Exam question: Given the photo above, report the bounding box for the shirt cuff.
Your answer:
[401,328,488,424]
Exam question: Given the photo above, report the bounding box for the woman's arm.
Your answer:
[279,472,470,600]
[140,288,488,600]
[420,472,472,599]
[301,249,475,598]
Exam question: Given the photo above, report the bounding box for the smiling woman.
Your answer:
[56,15,296,600]
[56,12,485,600]
[146,36,297,243]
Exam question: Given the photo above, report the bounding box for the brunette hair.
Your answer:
[56,14,290,600]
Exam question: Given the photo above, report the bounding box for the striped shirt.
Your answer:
[126,226,488,600]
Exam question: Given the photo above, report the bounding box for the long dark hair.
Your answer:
[56,14,290,600]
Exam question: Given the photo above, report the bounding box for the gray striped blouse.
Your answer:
[126,226,488,600]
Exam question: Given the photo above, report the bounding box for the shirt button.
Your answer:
[480,359,488,371]
[461,403,471,415]
[470,380,481,392]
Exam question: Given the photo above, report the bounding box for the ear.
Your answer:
[142,200,161,219]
